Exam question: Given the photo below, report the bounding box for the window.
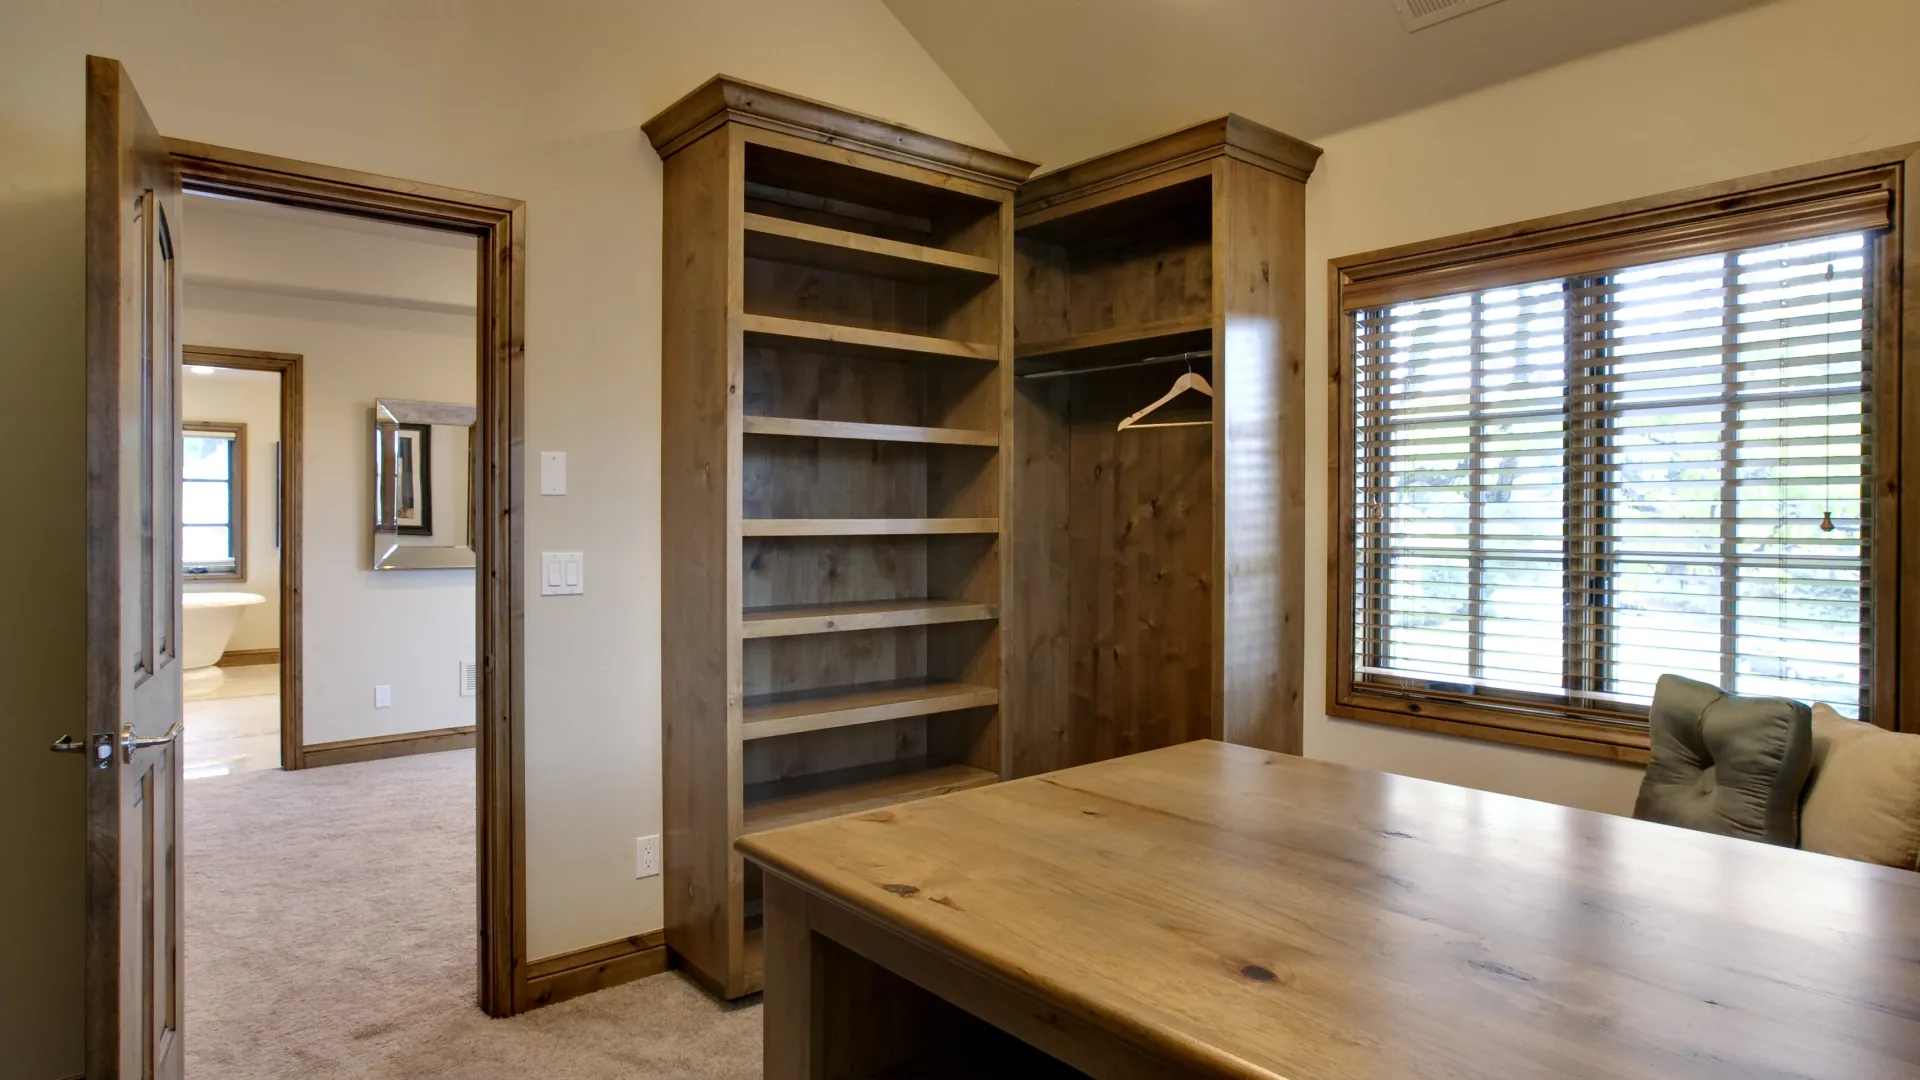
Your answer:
[183,422,246,579]
[1330,153,1917,756]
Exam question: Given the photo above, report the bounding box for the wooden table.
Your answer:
[736,739,1920,1080]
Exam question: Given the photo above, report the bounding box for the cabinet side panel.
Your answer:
[1007,236,1072,776]
[1213,158,1306,754]
[661,128,742,989]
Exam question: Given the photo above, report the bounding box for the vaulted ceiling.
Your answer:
[884,0,1774,170]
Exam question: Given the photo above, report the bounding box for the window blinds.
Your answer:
[1352,231,1872,722]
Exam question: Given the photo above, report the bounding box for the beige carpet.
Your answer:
[185,749,761,1079]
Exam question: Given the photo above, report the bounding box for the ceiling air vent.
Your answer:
[1392,0,1509,32]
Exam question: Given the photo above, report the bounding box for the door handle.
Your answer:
[51,733,117,769]
[120,720,185,763]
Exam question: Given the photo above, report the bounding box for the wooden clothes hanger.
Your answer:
[1117,369,1213,431]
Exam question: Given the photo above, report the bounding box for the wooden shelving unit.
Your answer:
[648,76,1034,999]
[1006,115,1320,777]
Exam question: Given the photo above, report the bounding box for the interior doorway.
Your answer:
[76,57,528,1080]
[177,346,301,777]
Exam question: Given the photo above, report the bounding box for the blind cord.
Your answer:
[1820,262,1837,533]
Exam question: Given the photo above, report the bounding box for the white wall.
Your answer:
[182,367,282,652]
[0,3,1007,1073]
[1302,0,1920,816]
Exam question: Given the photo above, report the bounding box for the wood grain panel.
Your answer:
[743,627,928,702]
[742,717,931,788]
[1212,157,1301,754]
[658,126,741,994]
[1006,377,1072,778]
[743,340,929,428]
[744,740,1920,1080]
[742,536,928,610]
[1065,367,1213,765]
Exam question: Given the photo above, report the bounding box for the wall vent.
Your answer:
[460,660,478,698]
[1392,0,1509,32]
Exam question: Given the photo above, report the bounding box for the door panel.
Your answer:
[86,54,186,1080]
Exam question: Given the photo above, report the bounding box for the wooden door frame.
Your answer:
[180,346,304,769]
[166,140,528,1017]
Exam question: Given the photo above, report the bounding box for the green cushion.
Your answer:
[1632,674,1813,846]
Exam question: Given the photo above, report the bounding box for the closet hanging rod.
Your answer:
[1016,349,1212,381]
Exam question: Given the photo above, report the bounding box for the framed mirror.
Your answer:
[373,397,477,570]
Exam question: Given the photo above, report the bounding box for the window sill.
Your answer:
[184,571,244,583]
[1328,694,1651,765]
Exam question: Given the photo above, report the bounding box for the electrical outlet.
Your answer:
[636,834,661,879]
[375,684,392,709]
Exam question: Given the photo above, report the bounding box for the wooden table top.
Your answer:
[737,739,1920,1080]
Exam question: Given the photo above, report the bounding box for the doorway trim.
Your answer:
[181,345,305,770]
[168,140,529,1017]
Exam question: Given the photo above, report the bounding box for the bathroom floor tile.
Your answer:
[185,664,282,779]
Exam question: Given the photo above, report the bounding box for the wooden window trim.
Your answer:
[1328,143,1920,760]
[182,420,246,582]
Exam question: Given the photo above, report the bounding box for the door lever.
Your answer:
[51,733,116,769]
[120,720,185,763]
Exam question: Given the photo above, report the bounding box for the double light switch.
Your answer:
[541,552,584,596]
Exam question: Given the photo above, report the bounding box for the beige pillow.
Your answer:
[1799,704,1920,871]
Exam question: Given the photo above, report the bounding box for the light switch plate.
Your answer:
[540,552,584,596]
[540,451,567,496]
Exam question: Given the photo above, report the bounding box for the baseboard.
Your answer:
[300,725,476,769]
[522,930,669,1011]
[216,647,280,667]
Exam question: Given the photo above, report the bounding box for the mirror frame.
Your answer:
[373,397,477,570]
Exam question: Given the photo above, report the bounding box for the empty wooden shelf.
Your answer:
[738,313,995,362]
[648,75,1033,1000]
[741,758,998,835]
[742,598,1000,638]
[740,517,999,537]
[1013,313,1213,366]
[743,212,999,281]
[743,678,1000,740]
[741,415,997,446]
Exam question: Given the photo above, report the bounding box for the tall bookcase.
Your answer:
[645,77,1035,998]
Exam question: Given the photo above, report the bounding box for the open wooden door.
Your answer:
[80,54,186,1080]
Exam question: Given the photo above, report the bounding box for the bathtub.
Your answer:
[182,591,267,670]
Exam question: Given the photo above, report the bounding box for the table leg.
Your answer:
[762,873,816,1080]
